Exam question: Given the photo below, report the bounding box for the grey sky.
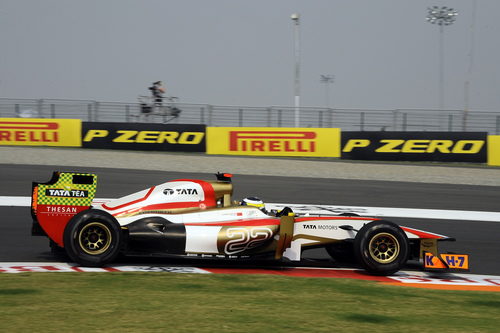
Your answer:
[0,0,498,111]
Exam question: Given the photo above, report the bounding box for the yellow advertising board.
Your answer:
[0,118,81,147]
[207,127,340,157]
[488,135,500,166]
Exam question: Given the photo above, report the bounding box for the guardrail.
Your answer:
[1,98,500,134]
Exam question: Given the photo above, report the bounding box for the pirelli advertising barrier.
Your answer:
[82,122,206,152]
[207,127,341,157]
[0,118,81,147]
[342,131,487,163]
[3,118,500,165]
[489,136,500,166]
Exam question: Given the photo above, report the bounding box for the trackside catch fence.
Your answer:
[1,98,500,134]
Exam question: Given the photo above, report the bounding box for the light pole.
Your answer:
[464,0,477,131]
[291,13,300,127]
[320,74,335,108]
[426,6,458,111]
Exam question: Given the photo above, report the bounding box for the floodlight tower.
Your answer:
[426,6,458,110]
[291,13,301,127]
[320,74,335,108]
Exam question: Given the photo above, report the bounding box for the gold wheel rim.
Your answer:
[78,222,112,255]
[368,232,400,264]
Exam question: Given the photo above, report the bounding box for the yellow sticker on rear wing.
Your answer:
[424,252,469,270]
[32,172,97,213]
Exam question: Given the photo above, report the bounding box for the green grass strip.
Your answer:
[1,272,499,332]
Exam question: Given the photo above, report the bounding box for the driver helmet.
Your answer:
[240,196,267,213]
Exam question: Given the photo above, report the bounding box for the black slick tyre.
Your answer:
[49,239,68,259]
[353,220,409,276]
[63,209,122,267]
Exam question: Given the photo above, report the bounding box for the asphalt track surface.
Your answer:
[1,163,499,275]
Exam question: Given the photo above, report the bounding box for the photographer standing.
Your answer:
[148,81,165,106]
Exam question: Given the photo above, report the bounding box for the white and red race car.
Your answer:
[31,172,469,275]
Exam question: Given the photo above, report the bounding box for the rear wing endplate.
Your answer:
[31,171,97,246]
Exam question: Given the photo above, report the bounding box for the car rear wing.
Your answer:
[31,171,97,246]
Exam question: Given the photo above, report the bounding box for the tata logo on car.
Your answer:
[302,224,337,230]
[163,188,199,195]
[229,131,316,152]
[45,189,89,198]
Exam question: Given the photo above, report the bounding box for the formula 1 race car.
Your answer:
[31,172,469,275]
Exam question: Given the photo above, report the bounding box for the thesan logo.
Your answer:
[229,131,316,152]
[45,189,89,198]
[0,121,60,143]
[44,206,78,214]
[343,139,485,154]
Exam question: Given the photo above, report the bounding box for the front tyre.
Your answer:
[63,209,122,267]
[354,220,409,276]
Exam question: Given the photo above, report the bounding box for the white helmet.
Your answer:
[240,197,267,213]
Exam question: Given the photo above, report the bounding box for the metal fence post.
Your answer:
[402,113,407,131]
[328,109,333,128]
[360,112,365,131]
[267,108,271,127]
[50,104,56,118]
[318,111,323,128]
[200,107,205,124]
[125,105,130,122]
[277,109,282,127]
[496,116,500,135]
[37,99,43,118]
[392,110,399,131]
[238,109,243,127]
[15,104,19,117]
[462,110,468,132]
[448,114,453,131]
[94,102,99,122]
[87,104,92,121]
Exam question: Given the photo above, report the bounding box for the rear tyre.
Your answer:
[50,239,67,258]
[353,220,409,276]
[63,209,122,267]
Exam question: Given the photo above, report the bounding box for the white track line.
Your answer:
[1,262,500,288]
[267,203,500,223]
[1,196,31,206]
[2,196,499,222]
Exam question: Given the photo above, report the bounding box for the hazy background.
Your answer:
[0,0,498,111]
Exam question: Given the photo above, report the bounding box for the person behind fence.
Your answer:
[148,81,165,106]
